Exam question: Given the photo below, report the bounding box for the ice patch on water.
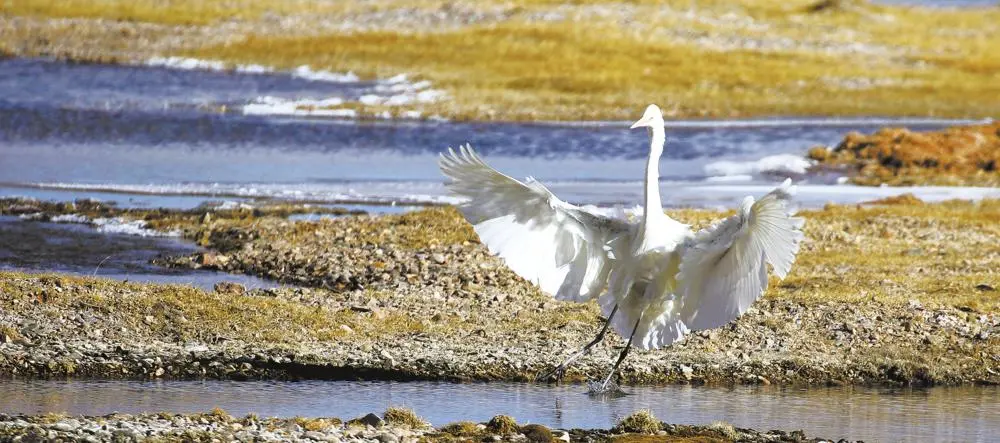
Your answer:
[18,213,44,221]
[290,65,360,83]
[92,217,180,237]
[704,154,815,179]
[705,174,755,183]
[147,57,226,71]
[145,57,362,84]
[20,178,1000,212]
[16,210,180,237]
[24,182,463,206]
[243,96,351,117]
[215,201,254,211]
[242,86,445,119]
[50,214,91,224]
[141,57,448,119]
[235,64,274,74]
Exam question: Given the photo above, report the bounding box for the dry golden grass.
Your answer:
[4,0,1000,120]
[0,0,351,26]
[0,271,427,343]
[770,198,1000,312]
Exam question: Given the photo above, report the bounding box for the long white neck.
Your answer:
[640,124,665,236]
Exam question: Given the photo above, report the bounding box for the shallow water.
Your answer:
[0,216,277,290]
[2,58,995,209]
[0,380,995,442]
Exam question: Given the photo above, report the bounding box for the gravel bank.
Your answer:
[0,198,997,386]
[0,409,847,442]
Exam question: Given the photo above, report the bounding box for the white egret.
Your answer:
[438,104,804,390]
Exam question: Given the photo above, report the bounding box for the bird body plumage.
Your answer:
[438,103,804,385]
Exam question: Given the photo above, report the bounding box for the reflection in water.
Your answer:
[0,380,995,442]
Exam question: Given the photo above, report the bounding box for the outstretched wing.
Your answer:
[676,179,804,331]
[439,144,631,302]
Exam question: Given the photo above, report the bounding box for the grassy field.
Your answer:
[3,0,999,120]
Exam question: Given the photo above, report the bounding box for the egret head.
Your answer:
[630,104,664,130]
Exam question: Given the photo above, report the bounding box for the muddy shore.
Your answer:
[0,408,847,442]
[0,197,996,386]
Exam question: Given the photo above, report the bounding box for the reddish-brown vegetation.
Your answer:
[810,122,1000,186]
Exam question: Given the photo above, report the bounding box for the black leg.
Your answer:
[536,304,619,383]
[598,313,642,390]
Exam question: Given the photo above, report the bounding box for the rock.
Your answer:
[213,282,246,295]
[680,364,694,380]
[52,422,76,432]
[197,252,230,268]
[359,413,384,427]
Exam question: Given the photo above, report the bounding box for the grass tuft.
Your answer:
[439,421,482,437]
[486,415,519,435]
[383,407,430,429]
[707,421,739,440]
[613,409,661,435]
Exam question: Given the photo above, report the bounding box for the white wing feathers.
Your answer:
[677,179,804,331]
[438,144,629,302]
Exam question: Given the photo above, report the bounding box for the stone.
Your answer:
[213,282,246,295]
[358,413,384,428]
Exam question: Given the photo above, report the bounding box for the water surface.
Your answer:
[1,58,995,210]
[0,380,995,443]
[0,216,277,290]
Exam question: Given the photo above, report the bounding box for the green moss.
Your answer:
[520,424,555,442]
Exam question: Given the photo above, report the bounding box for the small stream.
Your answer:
[0,215,277,290]
[0,380,996,442]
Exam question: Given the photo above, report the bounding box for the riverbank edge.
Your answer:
[0,409,847,442]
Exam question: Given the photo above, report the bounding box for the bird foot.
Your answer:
[587,379,625,396]
[535,365,567,383]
